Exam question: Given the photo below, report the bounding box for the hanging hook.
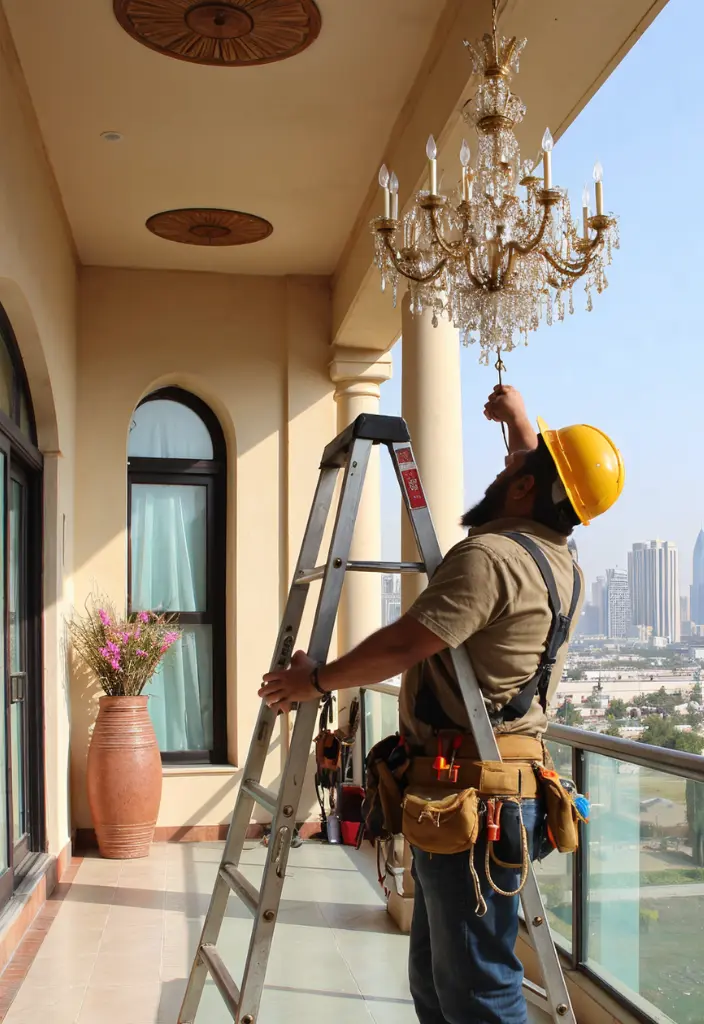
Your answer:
[495,353,509,453]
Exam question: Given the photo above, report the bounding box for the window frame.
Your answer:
[127,387,227,765]
[0,305,44,911]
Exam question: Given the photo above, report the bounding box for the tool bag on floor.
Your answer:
[357,733,410,844]
[314,695,342,834]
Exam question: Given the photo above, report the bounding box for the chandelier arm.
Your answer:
[506,204,551,258]
[428,210,466,258]
[502,205,552,281]
[464,250,488,290]
[538,245,602,279]
[379,233,448,284]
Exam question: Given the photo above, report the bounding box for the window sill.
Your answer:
[162,764,239,778]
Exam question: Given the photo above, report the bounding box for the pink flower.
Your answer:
[99,609,111,626]
[134,628,141,640]
[138,612,149,624]
[136,650,148,658]
[121,632,130,644]
[163,632,180,646]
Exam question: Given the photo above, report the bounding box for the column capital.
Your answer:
[329,346,392,401]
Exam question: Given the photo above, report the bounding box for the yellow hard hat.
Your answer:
[537,417,625,526]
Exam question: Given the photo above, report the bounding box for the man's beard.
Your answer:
[461,475,512,529]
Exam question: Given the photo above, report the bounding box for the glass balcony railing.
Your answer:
[540,725,704,1024]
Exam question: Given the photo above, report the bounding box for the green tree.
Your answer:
[677,731,704,754]
[556,701,582,726]
[604,722,622,738]
[692,681,702,704]
[639,716,704,753]
[607,698,628,719]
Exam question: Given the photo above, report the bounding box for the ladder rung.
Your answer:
[522,978,549,1006]
[220,863,259,916]
[242,779,278,817]
[295,560,425,585]
[199,943,240,1017]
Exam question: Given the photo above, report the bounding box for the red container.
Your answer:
[339,785,365,845]
[341,820,361,846]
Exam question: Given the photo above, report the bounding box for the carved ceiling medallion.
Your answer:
[146,208,273,246]
[114,0,321,66]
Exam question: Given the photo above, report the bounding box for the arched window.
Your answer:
[0,307,36,446]
[128,387,226,764]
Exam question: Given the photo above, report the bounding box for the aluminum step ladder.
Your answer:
[178,413,575,1024]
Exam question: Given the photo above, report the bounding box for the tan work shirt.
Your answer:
[400,517,584,747]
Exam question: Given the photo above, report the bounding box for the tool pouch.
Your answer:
[535,765,581,854]
[402,785,480,855]
[315,730,341,773]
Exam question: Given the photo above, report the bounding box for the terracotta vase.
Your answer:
[87,696,162,859]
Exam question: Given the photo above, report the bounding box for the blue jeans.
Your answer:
[409,798,541,1024]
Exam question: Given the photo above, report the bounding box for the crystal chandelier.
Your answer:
[371,1,619,367]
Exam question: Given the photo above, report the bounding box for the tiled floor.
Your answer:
[1,841,551,1023]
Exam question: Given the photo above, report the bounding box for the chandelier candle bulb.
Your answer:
[593,161,604,215]
[426,135,438,194]
[542,128,554,190]
[582,184,590,238]
[378,164,390,218]
[389,172,399,220]
[460,139,471,201]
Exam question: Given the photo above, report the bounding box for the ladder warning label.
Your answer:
[396,447,427,509]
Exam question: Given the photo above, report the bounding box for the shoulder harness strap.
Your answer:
[499,532,582,722]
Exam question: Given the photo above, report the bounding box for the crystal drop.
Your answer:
[569,289,574,315]
[432,312,439,328]
[586,288,593,312]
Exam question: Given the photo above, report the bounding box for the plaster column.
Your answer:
[401,293,464,611]
[389,295,464,933]
[329,347,392,779]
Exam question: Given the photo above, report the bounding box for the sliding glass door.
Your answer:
[0,303,43,910]
[9,468,30,864]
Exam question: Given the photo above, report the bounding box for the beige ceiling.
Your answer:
[3,0,446,275]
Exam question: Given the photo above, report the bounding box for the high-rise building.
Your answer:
[606,568,631,639]
[691,529,704,626]
[381,573,401,626]
[628,541,680,642]
[591,577,608,635]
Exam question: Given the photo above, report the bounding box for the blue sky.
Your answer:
[380,0,701,595]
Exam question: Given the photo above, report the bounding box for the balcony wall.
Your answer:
[73,268,337,833]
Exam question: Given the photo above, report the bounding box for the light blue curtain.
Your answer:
[130,480,213,753]
[145,626,213,752]
[129,399,213,459]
